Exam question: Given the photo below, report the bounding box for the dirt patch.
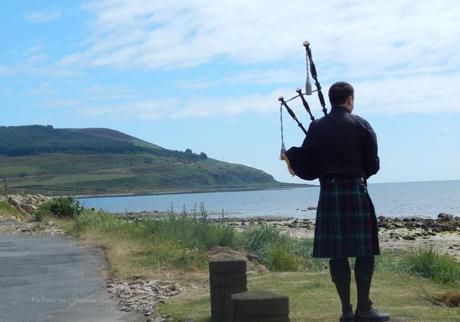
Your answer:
[431,291,460,308]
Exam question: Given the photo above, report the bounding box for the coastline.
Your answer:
[72,184,316,200]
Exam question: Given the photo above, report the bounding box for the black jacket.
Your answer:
[285,105,379,180]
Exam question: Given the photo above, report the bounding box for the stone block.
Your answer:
[210,273,247,288]
[231,290,290,321]
[211,286,248,322]
[209,259,246,274]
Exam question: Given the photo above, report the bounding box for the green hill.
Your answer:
[0,125,299,196]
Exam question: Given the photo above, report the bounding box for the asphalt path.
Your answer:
[0,233,140,322]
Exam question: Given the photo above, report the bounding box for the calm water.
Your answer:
[78,180,460,219]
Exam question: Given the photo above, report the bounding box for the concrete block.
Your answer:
[211,286,248,322]
[209,259,246,274]
[210,273,247,288]
[231,290,290,321]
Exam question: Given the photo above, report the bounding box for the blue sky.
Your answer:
[1,0,460,184]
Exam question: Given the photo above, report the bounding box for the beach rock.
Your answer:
[378,214,460,235]
[438,213,454,222]
[6,194,50,215]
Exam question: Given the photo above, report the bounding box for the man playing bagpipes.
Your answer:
[279,42,390,322]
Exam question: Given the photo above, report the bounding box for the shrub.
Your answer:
[293,239,327,272]
[34,197,82,221]
[69,209,123,234]
[242,223,283,257]
[34,201,53,221]
[265,245,302,271]
[404,245,460,286]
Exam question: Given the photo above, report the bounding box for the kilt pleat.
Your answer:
[312,179,380,258]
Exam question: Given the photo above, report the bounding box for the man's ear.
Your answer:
[347,95,353,105]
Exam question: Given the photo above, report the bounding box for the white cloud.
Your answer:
[17,0,455,118]
[24,9,62,23]
[67,66,460,121]
[173,94,276,118]
[74,91,281,120]
[63,0,460,75]
[77,98,180,120]
[356,72,460,114]
[223,69,303,86]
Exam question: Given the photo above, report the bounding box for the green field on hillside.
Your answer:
[1,153,293,196]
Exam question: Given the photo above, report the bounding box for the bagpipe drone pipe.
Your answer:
[279,41,327,180]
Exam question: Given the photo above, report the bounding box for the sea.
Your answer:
[78,180,460,219]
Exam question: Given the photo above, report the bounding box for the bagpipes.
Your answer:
[279,41,328,180]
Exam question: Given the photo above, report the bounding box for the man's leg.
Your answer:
[354,256,390,321]
[329,257,353,320]
[354,256,374,311]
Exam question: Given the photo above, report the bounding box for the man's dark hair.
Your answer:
[328,82,354,106]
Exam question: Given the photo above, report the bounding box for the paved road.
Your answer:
[0,233,140,322]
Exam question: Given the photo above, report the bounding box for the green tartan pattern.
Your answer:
[313,179,380,258]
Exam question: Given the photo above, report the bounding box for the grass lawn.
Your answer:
[159,271,460,322]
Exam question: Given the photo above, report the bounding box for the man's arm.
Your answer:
[359,118,380,178]
[301,121,316,148]
[282,122,319,180]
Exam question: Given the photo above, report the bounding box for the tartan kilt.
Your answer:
[312,178,380,258]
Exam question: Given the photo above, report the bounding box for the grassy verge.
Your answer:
[64,210,238,279]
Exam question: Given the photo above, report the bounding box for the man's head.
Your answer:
[328,82,354,112]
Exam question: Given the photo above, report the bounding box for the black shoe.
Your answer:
[355,306,390,322]
[340,311,355,322]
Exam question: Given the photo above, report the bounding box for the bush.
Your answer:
[266,245,302,271]
[293,239,327,272]
[404,245,460,286]
[240,224,327,272]
[34,197,82,221]
[242,223,283,257]
[69,209,129,236]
